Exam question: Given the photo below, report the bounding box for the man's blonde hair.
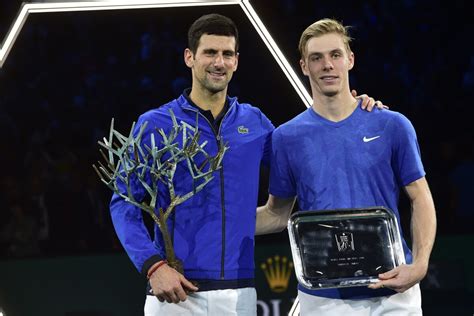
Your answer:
[298,18,352,59]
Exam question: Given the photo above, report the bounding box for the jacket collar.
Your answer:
[178,88,237,113]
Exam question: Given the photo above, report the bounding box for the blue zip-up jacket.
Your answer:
[110,93,274,291]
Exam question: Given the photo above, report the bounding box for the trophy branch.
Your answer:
[93,110,228,273]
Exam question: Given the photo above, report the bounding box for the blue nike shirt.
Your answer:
[269,104,425,299]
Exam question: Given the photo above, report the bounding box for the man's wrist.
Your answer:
[411,260,429,277]
[141,254,165,276]
[147,260,168,279]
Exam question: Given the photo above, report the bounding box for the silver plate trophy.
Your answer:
[288,207,405,289]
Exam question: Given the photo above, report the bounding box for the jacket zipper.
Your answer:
[215,105,233,279]
[216,134,226,279]
[184,102,234,279]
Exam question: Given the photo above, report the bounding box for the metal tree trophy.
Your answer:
[93,110,227,273]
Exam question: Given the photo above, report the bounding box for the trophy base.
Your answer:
[312,276,380,289]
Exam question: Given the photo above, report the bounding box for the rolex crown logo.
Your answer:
[260,255,294,293]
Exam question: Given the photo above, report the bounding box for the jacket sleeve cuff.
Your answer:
[141,254,164,277]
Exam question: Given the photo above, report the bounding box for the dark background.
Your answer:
[0,0,473,315]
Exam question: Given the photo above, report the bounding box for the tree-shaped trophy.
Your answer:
[93,110,227,273]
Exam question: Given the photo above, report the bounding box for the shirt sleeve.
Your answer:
[269,128,297,198]
[109,112,165,276]
[391,113,426,186]
[260,111,275,168]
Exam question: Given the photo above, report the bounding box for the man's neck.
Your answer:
[311,92,357,122]
[189,86,227,118]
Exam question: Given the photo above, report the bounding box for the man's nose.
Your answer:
[213,54,225,67]
[323,58,334,70]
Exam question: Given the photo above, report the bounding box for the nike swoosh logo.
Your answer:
[363,136,380,142]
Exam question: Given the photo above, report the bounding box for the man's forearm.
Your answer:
[256,195,295,235]
[256,205,287,235]
[407,177,437,272]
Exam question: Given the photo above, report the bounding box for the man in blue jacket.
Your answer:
[110,13,381,316]
[110,13,274,315]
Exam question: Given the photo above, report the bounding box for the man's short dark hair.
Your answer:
[187,13,239,54]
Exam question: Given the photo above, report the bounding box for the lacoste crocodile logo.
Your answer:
[238,126,249,134]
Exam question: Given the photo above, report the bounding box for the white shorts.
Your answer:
[298,284,422,316]
[144,287,256,316]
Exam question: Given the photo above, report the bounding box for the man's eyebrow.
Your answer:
[307,52,323,57]
[330,48,344,53]
[202,48,217,53]
[307,48,344,57]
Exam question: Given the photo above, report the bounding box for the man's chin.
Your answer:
[323,90,338,97]
[206,84,227,94]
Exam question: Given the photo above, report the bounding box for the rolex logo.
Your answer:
[260,255,294,293]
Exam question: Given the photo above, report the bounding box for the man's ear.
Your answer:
[300,59,309,76]
[232,52,239,71]
[348,51,354,70]
[184,48,194,68]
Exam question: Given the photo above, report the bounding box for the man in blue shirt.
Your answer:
[256,18,436,315]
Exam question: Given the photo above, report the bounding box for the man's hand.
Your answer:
[149,263,198,303]
[368,263,428,293]
[351,89,388,111]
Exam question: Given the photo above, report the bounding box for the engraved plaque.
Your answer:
[288,207,405,289]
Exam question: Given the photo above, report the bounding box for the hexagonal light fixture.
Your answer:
[0,0,311,108]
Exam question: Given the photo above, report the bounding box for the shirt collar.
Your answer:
[183,88,229,126]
